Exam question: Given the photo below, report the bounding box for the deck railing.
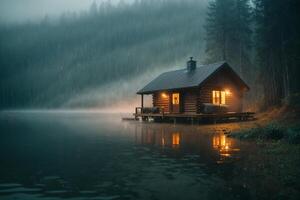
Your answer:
[135,107,164,115]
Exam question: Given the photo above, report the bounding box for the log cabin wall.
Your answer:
[152,92,170,113]
[198,68,243,112]
[182,89,198,114]
[152,68,244,114]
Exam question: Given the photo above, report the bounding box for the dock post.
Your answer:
[135,107,138,120]
[141,94,144,114]
[213,117,217,124]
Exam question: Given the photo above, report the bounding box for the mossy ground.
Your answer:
[225,104,300,199]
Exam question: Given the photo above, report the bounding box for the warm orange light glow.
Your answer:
[225,89,231,95]
[172,93,180,105]
[172,132,180,146]
[212,90,226,105]
[221,91,225,104]
[161,92,168,98]
[213,134,231,152]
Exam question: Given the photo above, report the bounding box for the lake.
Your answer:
[0,111,261,200]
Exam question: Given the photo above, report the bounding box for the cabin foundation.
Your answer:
[133,110,255,124]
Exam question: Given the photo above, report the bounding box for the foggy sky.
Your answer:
[0,0,133,23]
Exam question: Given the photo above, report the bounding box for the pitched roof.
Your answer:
[137,61,249,94]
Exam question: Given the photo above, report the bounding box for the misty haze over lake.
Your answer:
[0,0,208,111]
[0,111,259,200]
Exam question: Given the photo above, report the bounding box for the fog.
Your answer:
[1,0,299,112]
[0,0,207,111]
[0,0,134,23]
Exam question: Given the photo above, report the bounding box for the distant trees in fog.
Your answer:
[1,0,299,110]
[0,0,207,108]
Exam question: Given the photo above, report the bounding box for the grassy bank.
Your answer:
[229,96,300,143]
[225,104,300,199]
[228,122,300,144]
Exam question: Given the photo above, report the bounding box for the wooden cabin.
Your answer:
[135,58,253,122]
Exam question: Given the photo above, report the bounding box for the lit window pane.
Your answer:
[221,91,226,104]
[212,90,225,105]
[172,93,179,105]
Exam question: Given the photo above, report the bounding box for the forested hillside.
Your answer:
[0,0,208,109]
[0,0,299,110]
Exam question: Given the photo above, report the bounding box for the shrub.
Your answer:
[260,123,284,140]
[283,93,300,109]
[229,122,285,141]
[285,128,300,144]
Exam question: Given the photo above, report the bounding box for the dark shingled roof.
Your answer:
[137,61,249,94]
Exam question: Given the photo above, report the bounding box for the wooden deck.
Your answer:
[133,111,255,123]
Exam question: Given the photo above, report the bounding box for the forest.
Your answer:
[0,0,299,110]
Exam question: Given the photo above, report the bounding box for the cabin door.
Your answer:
[171,93,180,113]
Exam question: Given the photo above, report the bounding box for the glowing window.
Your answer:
[221,91,226,104]
[172,93,180,105]
[212,90,226,105]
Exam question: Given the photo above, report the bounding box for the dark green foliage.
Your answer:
[229,127,261,140]
[229,122,300,144]
[284,93,300,109]
[229,123,284,140]
[253,0,300,107]
[285,127,300,144]
[206,0,300,110]
[262,123,285,140]
[205,0,235,62]
[204,0,252,78]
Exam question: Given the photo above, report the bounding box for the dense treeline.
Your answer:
[0,0,207,109]
[205,0,252,76]
[205,0,300,109]
[253,0,300,107]
[0,0,299,110]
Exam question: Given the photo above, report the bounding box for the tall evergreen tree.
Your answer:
[204,0,252,77]
[205,0,234,63]
[253,0,300,107]
[231,0,252,76]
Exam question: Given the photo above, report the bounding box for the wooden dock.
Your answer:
[133,111,255,123]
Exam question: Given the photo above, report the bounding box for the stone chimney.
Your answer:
[187,57,196,71]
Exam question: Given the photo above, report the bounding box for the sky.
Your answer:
[0,0,133,23]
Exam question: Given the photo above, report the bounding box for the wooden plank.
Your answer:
[133,112,255,119]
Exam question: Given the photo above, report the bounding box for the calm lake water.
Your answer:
[0,111,258,200]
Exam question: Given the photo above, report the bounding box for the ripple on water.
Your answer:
[0,183,23,188]
[0,186,42,193]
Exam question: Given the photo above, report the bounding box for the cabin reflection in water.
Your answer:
[213,134,232,152]
[137,126,181,148]
[172,132,180,146]
[134,124,241,163]
[212,133,240,159]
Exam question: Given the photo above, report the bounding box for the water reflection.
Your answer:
[134,123,241,164]
[172,132,180,147]
[0,113,252,200]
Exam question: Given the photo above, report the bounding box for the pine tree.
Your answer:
[89,1,98,16]
[253,0,300,107]
[205,0,235,63]
[204,0,252,77]
[231,0,252,76]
